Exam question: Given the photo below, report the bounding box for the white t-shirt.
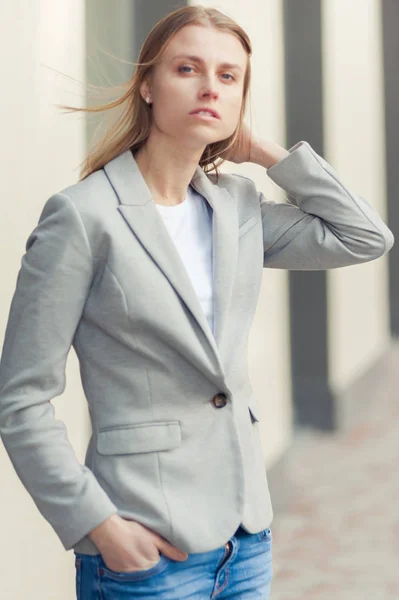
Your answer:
[155,184,214,333]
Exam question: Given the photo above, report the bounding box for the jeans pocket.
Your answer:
[257,527,272,543]
[98,553,169,582]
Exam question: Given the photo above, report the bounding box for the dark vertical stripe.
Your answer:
[133,0,187,59]
[381,1,399,336]
[85,1,187,144]
[85,0,136,145]
[283,0,336,430]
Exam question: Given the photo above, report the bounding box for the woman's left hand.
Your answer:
[220,121,260,164]
[221,123,290,168]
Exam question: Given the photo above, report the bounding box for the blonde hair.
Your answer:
[59,5,253,182]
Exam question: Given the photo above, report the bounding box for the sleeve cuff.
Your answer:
[266,140,309,174]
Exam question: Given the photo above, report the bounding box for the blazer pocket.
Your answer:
[238,216,261,238]
[96,421,182,455]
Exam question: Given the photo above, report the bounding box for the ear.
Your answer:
[140,79,151,102]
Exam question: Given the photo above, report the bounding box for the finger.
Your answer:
[157,540,188,561]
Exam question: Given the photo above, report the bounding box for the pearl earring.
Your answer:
[146,97,151,104]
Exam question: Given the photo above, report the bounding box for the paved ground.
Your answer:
[267,343,399,599]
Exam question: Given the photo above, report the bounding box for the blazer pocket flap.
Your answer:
[248,394,261,423]
[96,421,182,455]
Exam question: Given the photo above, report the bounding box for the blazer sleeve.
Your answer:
[260,141,394,269]
[0,193,118,551]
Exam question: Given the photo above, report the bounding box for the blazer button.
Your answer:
[212,393,228,408]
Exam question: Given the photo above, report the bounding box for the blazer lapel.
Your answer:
[190,163,239,358]
[102,149,238,373]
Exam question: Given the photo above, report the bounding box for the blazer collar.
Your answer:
[102,149,238,377]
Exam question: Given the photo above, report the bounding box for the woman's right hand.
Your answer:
[88,514,188,573]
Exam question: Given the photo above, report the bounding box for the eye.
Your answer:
[177,65,235,81]
[178,65,195,74]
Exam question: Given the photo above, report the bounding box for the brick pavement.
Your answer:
[267,343,399,599]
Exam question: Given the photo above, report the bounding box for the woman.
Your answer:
[0,5,394,600]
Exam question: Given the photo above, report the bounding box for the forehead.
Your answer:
[162,24,247,66]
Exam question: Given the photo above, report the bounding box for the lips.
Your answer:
[189,107,221,119]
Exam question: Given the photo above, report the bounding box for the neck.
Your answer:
[134,133,205,206]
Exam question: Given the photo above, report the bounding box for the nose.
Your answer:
[200,89,219,100]
[198,81,219,101]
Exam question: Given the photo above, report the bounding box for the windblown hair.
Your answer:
[59,5,252,181]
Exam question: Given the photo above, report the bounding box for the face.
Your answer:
[141,24,248,151]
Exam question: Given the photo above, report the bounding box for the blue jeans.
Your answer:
[74,525,273,599]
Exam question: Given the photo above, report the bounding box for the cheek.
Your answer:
[154,87,194,123]
[151,79,184,115]
[225,99,243,128]
[226,88,244,113]
[152,101,183,130]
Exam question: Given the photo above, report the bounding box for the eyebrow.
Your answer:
[171,54,244,71]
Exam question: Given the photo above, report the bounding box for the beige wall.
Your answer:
[322,0,391,393]
[0,1,86,599]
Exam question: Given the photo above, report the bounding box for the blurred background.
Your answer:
[0,1,398,598]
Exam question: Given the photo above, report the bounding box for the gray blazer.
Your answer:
[0,141,394,556]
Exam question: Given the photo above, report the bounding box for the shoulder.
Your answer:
[46,168,119,241]
[206,170,261,221]
[207,170,258,194]
[41,168,117,263]
[56,169,117,217]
